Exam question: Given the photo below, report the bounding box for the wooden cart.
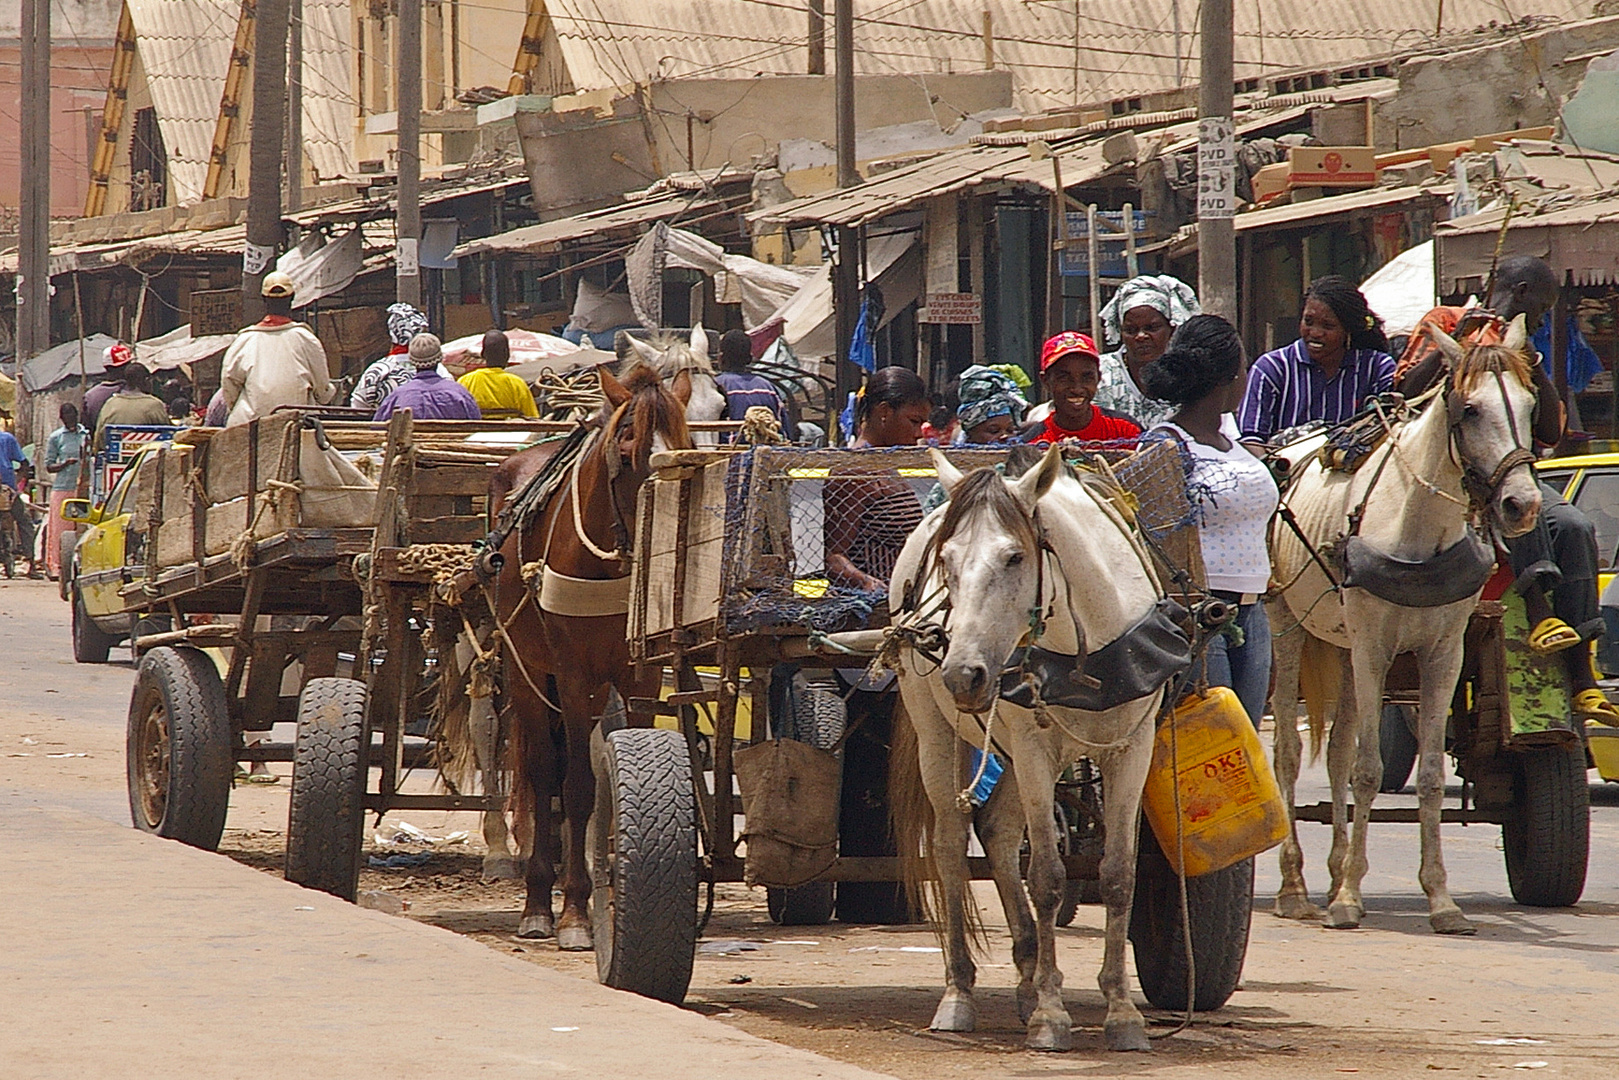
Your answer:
[119,410,563,897]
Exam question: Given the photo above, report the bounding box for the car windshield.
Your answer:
[1571,470,1619,570]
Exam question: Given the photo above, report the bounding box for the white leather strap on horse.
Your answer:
[536,564,632,617]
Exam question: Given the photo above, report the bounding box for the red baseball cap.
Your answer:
[1040,331,1100,373]
[104,342,133,368]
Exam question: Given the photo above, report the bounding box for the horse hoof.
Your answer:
[557,925,594,952]
[1025,1013,1072,1053]
[1104,1020,1152,1053]
[1273,893,1321,921]
[1015,984,1038,1025]
[516,914,555,939]
[1430,910,1476,936]
[929,997,976,1033]
[482,855,523,881]
[1323,902,1362,930]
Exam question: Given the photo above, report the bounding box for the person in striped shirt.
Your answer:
[1237,276,1395,443]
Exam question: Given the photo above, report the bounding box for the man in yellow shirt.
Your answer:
[458,330,538,419]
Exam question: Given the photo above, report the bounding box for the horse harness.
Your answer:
[1290,364,1535,609]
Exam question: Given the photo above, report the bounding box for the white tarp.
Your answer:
[17,334,119,393]
[1361,240,1435,337]
[137,324,236,371]
[765,231,922,362]
[626,222,814,330]
[277,227,365,308]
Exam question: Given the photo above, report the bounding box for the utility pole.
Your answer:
[18,0,52,363]
[807,0,825,75]
[396,0,423,308]
[831,0,859,440]
[1196,0,1236,319]
[286,0,303,212]
[244,0,291,322]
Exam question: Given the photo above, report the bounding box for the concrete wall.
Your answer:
[1377,15,1619,150]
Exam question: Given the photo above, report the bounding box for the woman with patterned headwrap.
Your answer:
[953,364,1029,444]
[350,303,432,412]
[1092,274,1201,429]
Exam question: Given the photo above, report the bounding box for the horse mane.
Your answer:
[1452,341,1534,392]
[930,466,1040,561]
[609,361,692,470]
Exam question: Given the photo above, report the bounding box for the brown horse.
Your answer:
[492,362,692,948]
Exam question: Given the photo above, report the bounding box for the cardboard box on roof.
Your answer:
[1287,147,1378,188]
[1251,161,1290,204]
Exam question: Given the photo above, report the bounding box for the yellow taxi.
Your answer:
[1535,451,1619,781]
[61,447,158,663]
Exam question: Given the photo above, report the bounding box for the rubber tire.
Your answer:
[73,589,116,664]
[1503,742,1590,908]
[591,726,698,1004]
[286,678,369,901]
[1129,824,1254,1012]
[768,881,837,925]
[1378,703,1419,794]
[126,646,232,850]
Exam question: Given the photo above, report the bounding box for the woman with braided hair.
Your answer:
[1237,275,1395,443]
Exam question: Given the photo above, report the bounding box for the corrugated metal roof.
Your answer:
[747,135,1115,227]
[543,0,1594,112]
[1436,191,1619,286]
[456,193,728,256]
[300,0,359,181]
[127,0,240,205]
[1233,183,1446,231]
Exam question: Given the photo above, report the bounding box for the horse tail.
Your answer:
[890,697,986,950]
[1298,633,1340,763]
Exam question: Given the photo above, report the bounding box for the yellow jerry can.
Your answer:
[1142,686,1289,876]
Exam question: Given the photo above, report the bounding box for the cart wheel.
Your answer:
[590,726,698,1003]
[126,646,232,850]
[1129,823,1253,1012]
[73,589,117,664]
[1379,704,1418,793]
[1503,742,1589,908]
[768,882,836,925]
[1055,803,1104,926]
[286,678,369,901]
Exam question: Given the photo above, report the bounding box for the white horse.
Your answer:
[890,444,1171,1052]
[626,323,727,446]
[1269,318,1542,934]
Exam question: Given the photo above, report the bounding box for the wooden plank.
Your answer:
[407,494,481,520]
[406,463,499,496]
[405,517,485,545]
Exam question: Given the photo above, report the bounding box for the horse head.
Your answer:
[1428,314,1542,538]
[926,444,1066,714]
[625,325,728,442]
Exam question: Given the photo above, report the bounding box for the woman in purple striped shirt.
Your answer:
[1237,276,1395,443]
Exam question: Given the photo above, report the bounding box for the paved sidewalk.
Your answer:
[0,801,890,1080]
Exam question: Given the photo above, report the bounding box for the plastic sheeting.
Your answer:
[276,227,365,308]
[1360,240,1435,337]
[764,231,922,362]
[626,222,814,330]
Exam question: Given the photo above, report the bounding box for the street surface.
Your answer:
[2,576,1616,1077]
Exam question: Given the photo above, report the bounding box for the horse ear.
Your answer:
[929,448,965,494]
[689,323,709,362]
[1427,324,1466,368]
[1502,313,1529,354]
[627,335,661,367]
[670,367,693,407]
[598,365,632,409]
[1011,442,1065,513]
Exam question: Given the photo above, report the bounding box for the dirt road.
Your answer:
[8,577,1617,1077]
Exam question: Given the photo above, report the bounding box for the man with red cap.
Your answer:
[1025,331,1142,445]
[82,343,133,433]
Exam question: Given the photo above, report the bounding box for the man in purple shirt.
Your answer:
[374,334,482,421]
[1237,276,1395,442]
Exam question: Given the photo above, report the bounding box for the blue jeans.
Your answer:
[1195,597,1272,727]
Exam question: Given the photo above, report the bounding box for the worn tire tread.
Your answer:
[1129,826,1253,1012]
[286,678,369,901]
[126,646,231,850]
[1503,742,1589,908]
[595,727,698,1003]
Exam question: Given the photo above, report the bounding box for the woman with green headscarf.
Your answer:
[952,364,1030,444]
